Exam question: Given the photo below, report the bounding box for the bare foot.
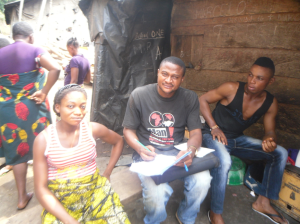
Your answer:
[209,210,225,224]
[252,195,288,224]
[17,192,34,210]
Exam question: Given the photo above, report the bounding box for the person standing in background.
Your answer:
[64,37,91,86]
[0,37,13,176]
[0,21,60,210]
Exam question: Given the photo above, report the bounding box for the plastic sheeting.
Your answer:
[79,0,172,134]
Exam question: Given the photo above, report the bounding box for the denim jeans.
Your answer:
[202,134,288,214]
[138,170,212,224]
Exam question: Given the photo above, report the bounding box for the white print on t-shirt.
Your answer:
[148,111,175,145]
[147,128,168,138]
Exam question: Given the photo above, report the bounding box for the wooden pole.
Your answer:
[36,0,47,32]
[18,0,24,21]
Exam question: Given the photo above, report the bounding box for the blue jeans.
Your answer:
[202,134,288,214]
[138,170,212,224]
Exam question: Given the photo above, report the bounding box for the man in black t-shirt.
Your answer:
[123,56,211,224]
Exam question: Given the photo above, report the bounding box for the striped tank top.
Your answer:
[44,120,97,180]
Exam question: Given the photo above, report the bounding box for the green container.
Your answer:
[227,156,246,185]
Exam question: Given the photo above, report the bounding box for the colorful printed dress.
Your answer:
[41,120,130,224]
[0,63,51,165]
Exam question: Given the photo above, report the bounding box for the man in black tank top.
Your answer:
[199,57,288,224]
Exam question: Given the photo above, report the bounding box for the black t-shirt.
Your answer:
[122,84,203,146]
[202,82,274,139]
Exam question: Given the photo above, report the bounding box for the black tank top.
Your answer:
[202,82,274,139]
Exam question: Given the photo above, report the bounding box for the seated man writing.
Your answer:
[199,57,288,224]
[123,56,212,224]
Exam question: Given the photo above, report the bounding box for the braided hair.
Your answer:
[53,84,87,117]
[67,37,79,48]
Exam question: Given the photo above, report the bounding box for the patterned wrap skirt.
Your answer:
[42,169,131,224]
[0,68,51,165]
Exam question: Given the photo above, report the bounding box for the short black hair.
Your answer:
[67,37,79,48]
[253,57,275,77]
[0,38,10,49]
[12,22,34,38]
[53,84,87,117]
[159,56,186,76]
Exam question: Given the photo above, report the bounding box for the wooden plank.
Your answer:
[172,13,300,28]
[267,76,300,105]
[172,0,300,21]
[191,35,203,65]
[202,22,300,51]
[184,69,247,92]
[171,26,205,35]
[276,103,300,136]
[244,123,300,149]
[201,48,300,78]
[171,35,192,66]
[171,35,203,66]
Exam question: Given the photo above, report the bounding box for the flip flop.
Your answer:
[208,210,212,223]
[176,212,183,224]
[252,207,289,224]
[17,193,34,210]
[0,167,12,176]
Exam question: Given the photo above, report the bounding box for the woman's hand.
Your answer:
[31,90,46,104]
[102,172,111,182]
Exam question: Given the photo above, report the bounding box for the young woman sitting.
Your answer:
[33,84,130,224]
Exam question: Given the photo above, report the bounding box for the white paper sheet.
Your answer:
[174,143,215,158]
[130,154,176,176]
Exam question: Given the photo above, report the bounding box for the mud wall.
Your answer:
[171,0,300,149]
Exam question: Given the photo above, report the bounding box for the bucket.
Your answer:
[227,156,246,185]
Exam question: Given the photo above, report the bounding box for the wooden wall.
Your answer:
[171,0,300,149]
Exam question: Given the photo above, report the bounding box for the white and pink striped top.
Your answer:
[44,120,97,180]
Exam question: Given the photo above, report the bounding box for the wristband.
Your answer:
[210,125,219,131]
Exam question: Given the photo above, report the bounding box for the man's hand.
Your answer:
[31,90,46,104]
[138,145,157,161]
[211,128,228,145]
[174,150,194,167]
[262,137,277,152]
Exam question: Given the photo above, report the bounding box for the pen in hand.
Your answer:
[184,162,189,172]
[135,139,152,152]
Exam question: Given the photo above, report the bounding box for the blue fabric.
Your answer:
[138,170,211,224]
[202,134,288,214]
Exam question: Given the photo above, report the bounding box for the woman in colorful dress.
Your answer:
[64,37,91,86]
[33,84,130,224]
[0,37,13,176]
[0,22,60,209]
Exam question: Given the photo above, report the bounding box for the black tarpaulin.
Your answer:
[79,0,172,134]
